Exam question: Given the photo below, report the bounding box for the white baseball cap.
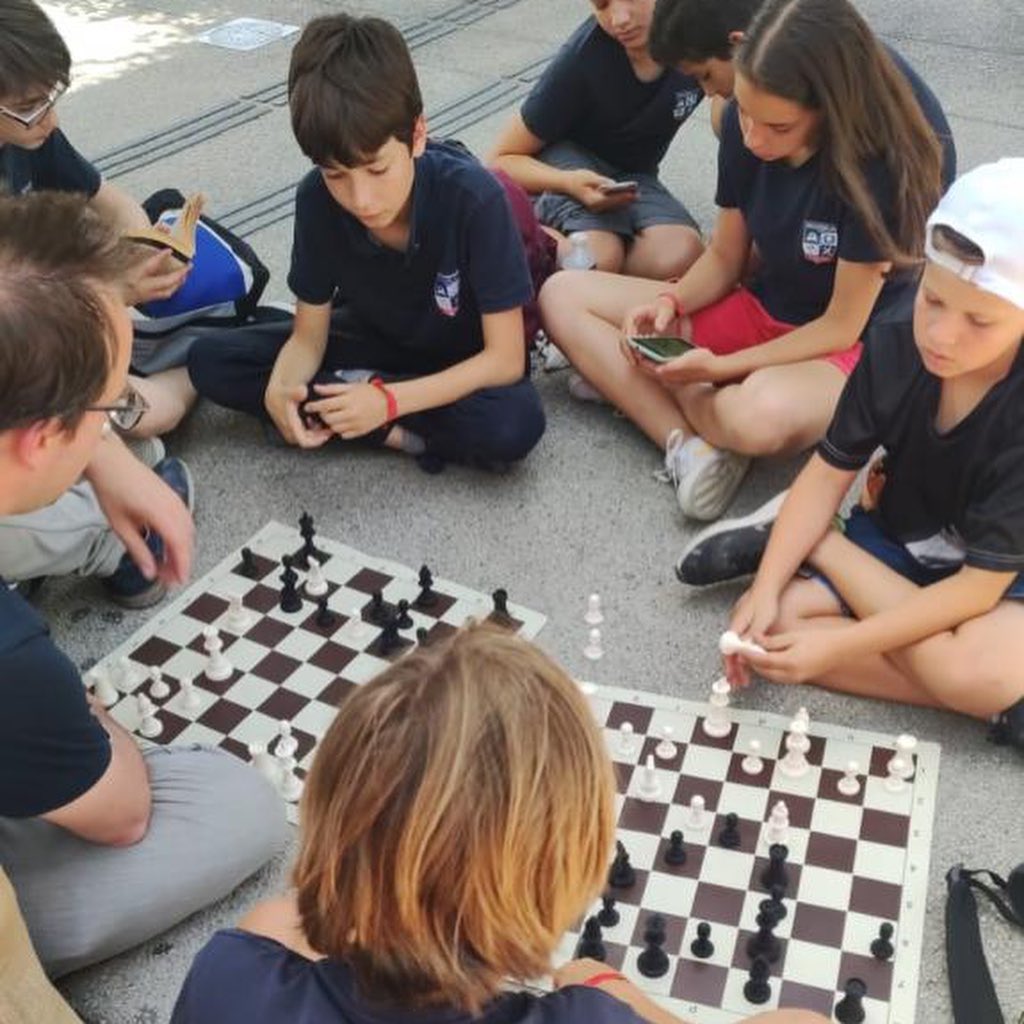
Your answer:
[925,158,1024,312]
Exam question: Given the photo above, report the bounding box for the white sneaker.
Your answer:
[568,372,607,404]
[126,435,166,468]
[662,430,751,521]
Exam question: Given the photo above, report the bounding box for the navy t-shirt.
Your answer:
[820,324,1024,574]
[288,141,533,375]
[520,18,703,174]
[172,930,647,1024]
[0,586,111,818]
[0,128,101,197]
[716,48,956,327]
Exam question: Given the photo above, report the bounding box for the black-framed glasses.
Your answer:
[87,385,150,432]
[0,81,66,129]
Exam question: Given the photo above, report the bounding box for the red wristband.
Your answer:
[657,291,685,318]
[369,377,398,423]
[583,971,628,988]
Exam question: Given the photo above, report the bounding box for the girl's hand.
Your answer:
[655,348,734,385]
[622,295,678,338]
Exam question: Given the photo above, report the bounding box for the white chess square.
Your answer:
[627,764,677,802]
[778,937,841,988]
[733,721,780,760]
[155,615,203,647]
[841,910,895,955]
[679,917,738,969]
[293,699,342,738]
[286,662,337,699]
[819,737,875,773]
[718,781,770,821]
[738,888,793,939]
[863,775,914,815]
[643,871,699,918]
[171,721,229,748]
[681,744,733,781]
[852,840,907,885]
[605,726,643,762]
[769,762,822,797]
[663,801,714,843]
[227,709,280,747]
[161,646,206,681]
[343,652,390,684]
[616,829,663,871]
[699,847,757,889]
[648,708,699,746]
[219,637,269,673]
[797,865,853,911]
[810,798,864,840]
[219,673,276,710]
[275,628,327,661]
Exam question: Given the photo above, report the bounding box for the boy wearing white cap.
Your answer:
[679,159,1024,749]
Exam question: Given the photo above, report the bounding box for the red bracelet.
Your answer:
[369,377,398,423]
[583,971,628,988]
[656,291,685,318]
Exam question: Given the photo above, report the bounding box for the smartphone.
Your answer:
[627,335,693,363]
[600,180,639,195]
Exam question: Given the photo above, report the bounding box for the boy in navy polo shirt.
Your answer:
[488,0,704,280]
[188,14,545,471]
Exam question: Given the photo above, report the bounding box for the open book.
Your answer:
[124,192,205,262]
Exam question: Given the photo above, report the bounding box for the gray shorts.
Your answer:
[533,140,697,239]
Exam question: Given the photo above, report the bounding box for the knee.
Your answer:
[917,636,1009,717]
[473,385,546,464]
[635,228,703,280]
[724,379,806,456]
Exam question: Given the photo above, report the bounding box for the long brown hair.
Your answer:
[737,0,943,268]
[293,623,616,1013]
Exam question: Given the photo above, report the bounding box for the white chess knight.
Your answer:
[741,738,764,775]
[225,593,254,633]
[888,734,917,780]
[655,724,677,761]
[584,593,604,626]
[583,627,603,661]
[277,754,304,802]
[778,718,811,778]
[837,760,862,796]
[305,560,328,597]
[702,677,732,738]
[202,626,233,682]
[718,630,767,658]
[687,794,707,830]
[136,694,162,738]
[275,720,298,759]
[636,755,662,801]
[86,667,118,708]
[148,665,170,699]
[617,721,637,756]
[765,800,790,844]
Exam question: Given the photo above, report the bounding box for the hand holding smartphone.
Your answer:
[626,335,694,363]
[599,180,639,195]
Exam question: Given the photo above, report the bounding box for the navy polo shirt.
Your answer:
[520,17,703,174]
[716,47,956,327]
[172,930,648,1024]
[0,128,101,197]
[287,141,533,376]
[0,586,111,818]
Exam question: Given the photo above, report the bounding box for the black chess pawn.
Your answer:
[608,840,636,888]
[415,565,438,608]
[743,957,771,1005]
[746,910,782,963]
[834,978,867,1024]
[491,587,512,623]
[365,590,387,626]
[395,599,414,630]
[416,626,431,647]
[597,895,619,928]
[718,812,741,849]
[760,843,790,893]
[664,829,688,866]
[636,915,669,979]
[690,921,714,959]
[376,614,403,656]
[314,594,337,629]
[870,922,895,961]
[759,883,787,922]
[240,546,259,578]
[575,916,606,961]
[279,556,302,613]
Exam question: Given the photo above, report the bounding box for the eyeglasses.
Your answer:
[0,82,66,129]
[87,385,150,433]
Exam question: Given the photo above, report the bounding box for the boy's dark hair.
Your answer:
[288,14,423,168]
[0,0,71,99]
[650,0,763,65]
[0,192,132,433]
[930,224,985,266]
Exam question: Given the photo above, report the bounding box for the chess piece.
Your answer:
[834,978,867,1024]
[86,668,119,708]
[690,921,714,959]
[373,612,405,657]
[655,724,676,760]
[225,592,254,633]
[491,588,512,624]
[148,665,170,699]
[416,626,430,647]
[837,760,862,796]
[719,630,767,657]
[136,694,162,739]
[870,922,895,961]
[395,599,414,630]
[636,754,662,801]
[202,626,233,682]
[702,677,732,738]
[778,718,811,778]
[315,594,338,629]
[180,676,202,712]
[279,556,302,613]
[365,590,388,626]
[275,720,298,759]
[305,559,328,597]
[575,916,606,960]
[277,754,303,802]
[743,957,772,1005]
[584,593,604,625]
[718,812,741,849]
[414,565,438,608]
[746,909,782,963]
[636,915,669,978]
[239,546,259,578]
[759,884,787,922]
[597,894,620,928]
[112,655,137,693]
[664,830,687,866]
[761,843,790,893]
[884,754,909,793]
[583,627,603,661]
[765,800,789,845]
[608,841,636,888]
[687,794,707,830]
[741,738,764,775]
[887,733,917,781]
[617,721,637,756]
[248,742,279,786]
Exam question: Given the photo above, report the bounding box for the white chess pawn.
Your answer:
[884,755,909,793]
[765,800,790,845]
[305,560,328,597]
[778,719,811,778]
[636,754,662,801]
[655,724,677,761]
[583,627,603,661]
[888,734,917,780]
[687,794,707,830]
[277,754,304,802]
[180,676,202,712]
[225,593,254,633]
[584,593,604,626]
[795,706,811,728]
[702,677,732,738]
[719,630,743,656]
[576,679,598,696]
[837,759,862,796]
[202,626,233,682]
[148,665,170,700]
[741,738,764,775]
[136,694,163,738]
[275,720,298,759]
[617,721,636,756]
[248,742,280,786]
[87,668,119,708]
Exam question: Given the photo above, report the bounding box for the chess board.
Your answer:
[97,521,546,821]
[550,683,940,1024]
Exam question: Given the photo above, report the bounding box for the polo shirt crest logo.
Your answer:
[434,270,460,317]
[673,89,701,121]
[801,220,839,264]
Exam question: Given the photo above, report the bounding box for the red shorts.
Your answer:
[688,287,862,376]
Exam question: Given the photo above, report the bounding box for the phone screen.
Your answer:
[629,336,692,362]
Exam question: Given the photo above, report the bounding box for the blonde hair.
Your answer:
[293,622,616,1012]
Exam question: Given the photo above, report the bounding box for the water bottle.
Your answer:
[560,231,597,270]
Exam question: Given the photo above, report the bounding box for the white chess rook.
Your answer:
[702,677,732,738]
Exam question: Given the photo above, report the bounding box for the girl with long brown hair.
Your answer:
[541,0,954,525]
[171,624,824,1024]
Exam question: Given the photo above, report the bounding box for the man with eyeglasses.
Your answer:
[0,192,288,986]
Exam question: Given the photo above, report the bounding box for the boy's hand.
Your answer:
[743,629,842,685]
[125,249,191,306]
[565,169,635,212]
[264,381,332,448]
[725,586,780,687]
[305,382,391,439]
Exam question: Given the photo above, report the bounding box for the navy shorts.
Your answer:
[811,505,1024,604]
[533,140,698,239]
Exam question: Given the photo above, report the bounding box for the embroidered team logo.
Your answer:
[673,88,701,121]
[434,270,460,317]
[801,220,839,264]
